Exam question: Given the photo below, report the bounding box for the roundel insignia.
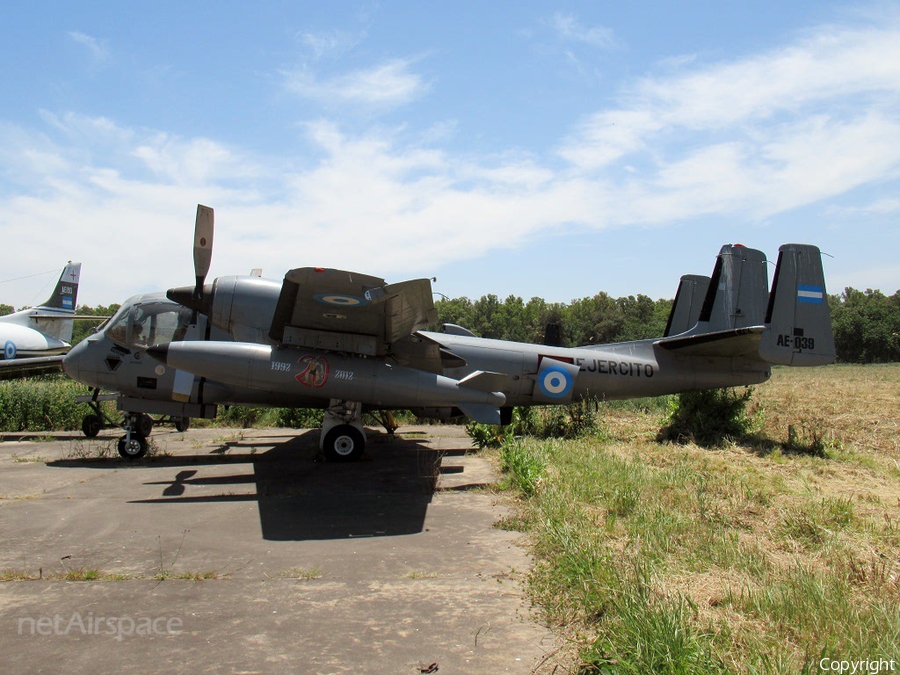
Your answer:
[313,293,366,307]
[538,365,573,398]
[3,341,16,360]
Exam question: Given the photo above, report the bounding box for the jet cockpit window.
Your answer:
[105,302,193,348]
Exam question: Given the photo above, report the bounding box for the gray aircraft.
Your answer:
[62,205,835,461]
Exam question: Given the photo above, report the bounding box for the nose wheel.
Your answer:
[117,434,148,459]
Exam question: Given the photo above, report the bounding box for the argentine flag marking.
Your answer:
[797,285,824,304]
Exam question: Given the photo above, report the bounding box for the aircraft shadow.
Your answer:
[49,429,446,542]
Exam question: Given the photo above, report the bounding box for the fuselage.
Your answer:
[0,309,72,358]
[62,291,772,418]
[420,331,771,404]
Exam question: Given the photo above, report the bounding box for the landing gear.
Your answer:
[75,388,192,449]
[136,413,154,437]
[376,410,399,435]
[322,424,365,462]
[117,434,148,460]
[81,414,103,438]
[320,399,366,462]
[117,412,150,460]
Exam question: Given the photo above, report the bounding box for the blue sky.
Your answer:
[2,1,899,309]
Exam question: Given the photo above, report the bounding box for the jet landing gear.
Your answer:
[320,400,366,462]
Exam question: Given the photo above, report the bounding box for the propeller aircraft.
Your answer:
[62,205,835,461]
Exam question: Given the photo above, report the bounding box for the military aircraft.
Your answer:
[0,262,94,378]
[62,205,835,461]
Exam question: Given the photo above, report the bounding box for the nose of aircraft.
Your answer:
[62,339,89,384]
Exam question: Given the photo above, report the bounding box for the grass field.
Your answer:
[500,364,900,674]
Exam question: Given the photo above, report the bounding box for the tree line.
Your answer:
[434,287,900,363]
[2,288,898,363]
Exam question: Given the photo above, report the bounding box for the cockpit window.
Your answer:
[105,302,193,348]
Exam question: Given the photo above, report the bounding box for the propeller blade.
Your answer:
[193,204,214,298]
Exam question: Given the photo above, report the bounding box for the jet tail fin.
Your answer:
[39,262,81,312]
[758,244,835,366]
[29,262,81,343]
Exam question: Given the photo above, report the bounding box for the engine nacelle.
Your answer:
[208,276,282,343]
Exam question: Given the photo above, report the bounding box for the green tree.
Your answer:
[831,288,900,363]
[617,294,671,341]
[70,304,119,345]
[563,292,624,346]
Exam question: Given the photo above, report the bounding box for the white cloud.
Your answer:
[281,58,429,108]
[68,31,109,63]
[825,197,900,216]
[299,29,362,59]
[550,13,617,49]
[3,17,900,305]
[556,21,900,225]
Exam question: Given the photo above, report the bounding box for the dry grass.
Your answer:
[504,364,900,674]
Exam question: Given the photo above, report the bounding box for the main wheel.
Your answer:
[117,435,148,460]
[322,425,365,462]
[81,414,102,438]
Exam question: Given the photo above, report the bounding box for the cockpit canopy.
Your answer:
[105,298,193,348]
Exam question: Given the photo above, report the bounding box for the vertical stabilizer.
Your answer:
[39,262,81,312]
[664,274,710,336]
[34,262,81,343]
[759,244,835,366]
[695,244,768,332]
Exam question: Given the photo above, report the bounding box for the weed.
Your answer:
[498,438,548,497]
[659,387,757,447]
[285,567,321,581]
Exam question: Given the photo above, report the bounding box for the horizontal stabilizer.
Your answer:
[457,370,510,393]
[457,402,501,425]
[28,313,110,321]
[656,326,764,358]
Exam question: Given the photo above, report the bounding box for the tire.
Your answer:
[322,425,365,462]
[136,413,154,437]
[175,417,191,433]
[118,435,148,460]
[81,414,102,438]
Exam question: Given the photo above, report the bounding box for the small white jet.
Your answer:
[0,262,88,377]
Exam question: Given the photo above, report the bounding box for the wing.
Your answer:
[268,267,438,357]
[0,355,64,380]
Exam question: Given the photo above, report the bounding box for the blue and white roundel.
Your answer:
[3,341,16,360]
[313,293,366,307]
[538,365,573,399]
